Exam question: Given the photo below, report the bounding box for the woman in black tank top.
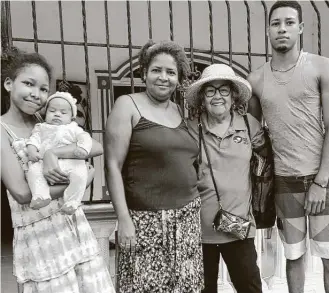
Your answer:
[104,40,203,293]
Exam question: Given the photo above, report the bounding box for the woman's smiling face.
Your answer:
[202,80,232,117]
[4,64,50,115]
[145,53,179,102]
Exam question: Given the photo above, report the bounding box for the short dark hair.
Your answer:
[269,1,302,24]
[139,40,191,84]
[1,48,52,114]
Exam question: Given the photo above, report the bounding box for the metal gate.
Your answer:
[2,1,329,291]
[1,0,329,199]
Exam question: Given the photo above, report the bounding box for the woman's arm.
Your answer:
[1,130,67,203]
[1,129,33,204]
[47,138,103,160]
[49,164,95,199]
[42,137,102,185]
[104,95,136,249]
[1,130,96,204]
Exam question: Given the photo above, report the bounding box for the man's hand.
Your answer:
[304,183,327,215]
[26,145,41,162]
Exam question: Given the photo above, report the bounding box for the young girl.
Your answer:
[1,49,115,293]
[26,91,92,214]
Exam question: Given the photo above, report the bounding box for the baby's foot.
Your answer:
[30,197,51,209]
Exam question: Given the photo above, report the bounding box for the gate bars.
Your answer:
[2,0,328,201]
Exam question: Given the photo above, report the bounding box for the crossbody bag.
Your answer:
[198,118,251,240]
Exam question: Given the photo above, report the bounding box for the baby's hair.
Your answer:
[1,48,52,114]
[138,40,191,84]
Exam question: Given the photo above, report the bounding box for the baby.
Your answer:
[26,92,92,214]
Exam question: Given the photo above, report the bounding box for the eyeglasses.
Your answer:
[204,85,231,98]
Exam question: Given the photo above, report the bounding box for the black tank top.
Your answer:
[122,96,199,211]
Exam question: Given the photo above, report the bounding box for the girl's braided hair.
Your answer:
[138,40,191,84]
[1,48,52,114]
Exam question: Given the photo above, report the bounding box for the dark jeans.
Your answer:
[202,238,262,293]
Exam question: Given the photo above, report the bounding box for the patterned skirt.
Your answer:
[13,207,115,293]
[118,197,204,293]
[22,255,114,293]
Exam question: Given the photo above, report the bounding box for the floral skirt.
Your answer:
[118,197,204,293]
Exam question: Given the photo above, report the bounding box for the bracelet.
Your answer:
[313,181,328,189]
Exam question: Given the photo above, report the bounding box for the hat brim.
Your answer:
[185,75,252,108]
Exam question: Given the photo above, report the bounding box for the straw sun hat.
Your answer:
[185,64,252,108]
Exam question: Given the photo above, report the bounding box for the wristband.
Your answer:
[313,181,327,189]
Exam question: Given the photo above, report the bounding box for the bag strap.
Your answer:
[198,116,223,210]
[243,114,251,140]
[198,117,203,165]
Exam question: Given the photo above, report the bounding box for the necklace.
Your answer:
[270,62,297,72]
[270,51,301,72]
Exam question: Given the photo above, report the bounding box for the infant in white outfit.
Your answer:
[26,92,92,214]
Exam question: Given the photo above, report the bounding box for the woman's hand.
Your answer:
[43,150,69,185]
[118,216,136,253]
[86,162,95,188]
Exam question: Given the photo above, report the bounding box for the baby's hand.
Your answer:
[27,145,41,162]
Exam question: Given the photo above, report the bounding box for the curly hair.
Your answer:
[1,48,52,114]
[138,40,191,84]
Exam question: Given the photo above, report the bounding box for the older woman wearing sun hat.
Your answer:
[186,64,265,293]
